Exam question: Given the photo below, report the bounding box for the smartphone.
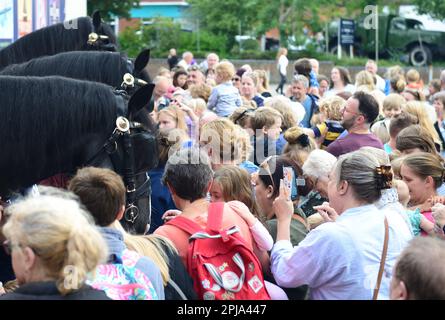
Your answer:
[283,167,298,201]
[283,167,306,201]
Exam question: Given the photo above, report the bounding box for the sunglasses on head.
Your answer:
[188,65,201,72]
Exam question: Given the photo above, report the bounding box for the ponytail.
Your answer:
[59,226,106,295]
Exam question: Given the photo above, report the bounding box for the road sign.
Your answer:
[340,18,355,46]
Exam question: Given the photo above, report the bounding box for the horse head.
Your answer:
[120,49,152,96]
[0,76,158,234]
[87,11,118,52]
[85,83,158,234]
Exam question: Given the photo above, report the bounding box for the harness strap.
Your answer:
[84,129,121,167]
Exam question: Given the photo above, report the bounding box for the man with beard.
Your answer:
[326,91,383,157]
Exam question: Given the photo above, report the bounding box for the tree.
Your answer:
[186,0,258,51]
[87,0,140,21]
[412,0,445,20]
[255,0,400,47]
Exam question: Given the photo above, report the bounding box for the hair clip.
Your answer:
[375,165,393,190]
[296,133,310,147]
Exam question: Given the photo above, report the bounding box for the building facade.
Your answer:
[117,0,189,34]
[0,0,86,48]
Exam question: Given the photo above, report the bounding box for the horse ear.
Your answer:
[128,83,155,116]
[92,11,102,29]
[134,49,151,73]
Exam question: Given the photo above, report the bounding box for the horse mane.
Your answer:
[0,17,117,70]
[0,76,119,194]
[0,51,130,88]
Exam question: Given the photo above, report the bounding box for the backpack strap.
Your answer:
[167,278,188,300]
[373,216,389,300]
[207,202,225,232]
[165,202,227,236]
[165,215,204,236]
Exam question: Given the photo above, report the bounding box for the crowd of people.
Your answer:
[1,46,445,301]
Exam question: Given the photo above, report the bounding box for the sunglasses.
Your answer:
[232,77,241,82]
[234,109,253,124]
[259,156,278,190]
[187,65,201,72]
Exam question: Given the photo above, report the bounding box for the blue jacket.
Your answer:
[99,227,165,299]
[148,166,177,233]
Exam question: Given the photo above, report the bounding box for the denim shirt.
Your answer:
[208,81,242,117]
[99,227,165,299]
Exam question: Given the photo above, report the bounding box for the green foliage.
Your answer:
[118,18,228,59]
[412,0,445,21]
[87,0,140,21]
[186,0,258,51]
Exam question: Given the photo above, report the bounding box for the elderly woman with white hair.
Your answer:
[302,150,337,198]
[300,150,337,229]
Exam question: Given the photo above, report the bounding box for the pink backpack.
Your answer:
[166,202,271,301]
[88,249,159,300]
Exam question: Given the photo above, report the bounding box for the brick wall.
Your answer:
[145,58,443,84]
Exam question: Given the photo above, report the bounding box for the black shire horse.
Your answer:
[0,49,152,91]
[0,11,117,71]
[0,76,158,234]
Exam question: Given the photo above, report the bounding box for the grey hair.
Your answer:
[359,147,391,166]
[334,150,383,203]
[302,150,337,179]
[162,147,213,202]
[292,75,309,89]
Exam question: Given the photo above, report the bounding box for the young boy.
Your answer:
[207,61,242,117]
[68,167,165,299]
[250,107,283,166]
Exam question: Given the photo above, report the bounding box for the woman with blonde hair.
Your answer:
[283,126,317,166]
[0,194,109,300]
[241,71,265,107]
[254,69,272,98]
[200,118,257,172]
[276,48,288,95]
[402,101,441,148]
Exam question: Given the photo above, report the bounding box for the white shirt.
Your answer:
[177,59,190,71]
[324,84,356,98]
[277,55,288,76]
[271,204,411,300]
[375,74,386,93]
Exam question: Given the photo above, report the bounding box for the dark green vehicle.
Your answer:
[329,14,445,66]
